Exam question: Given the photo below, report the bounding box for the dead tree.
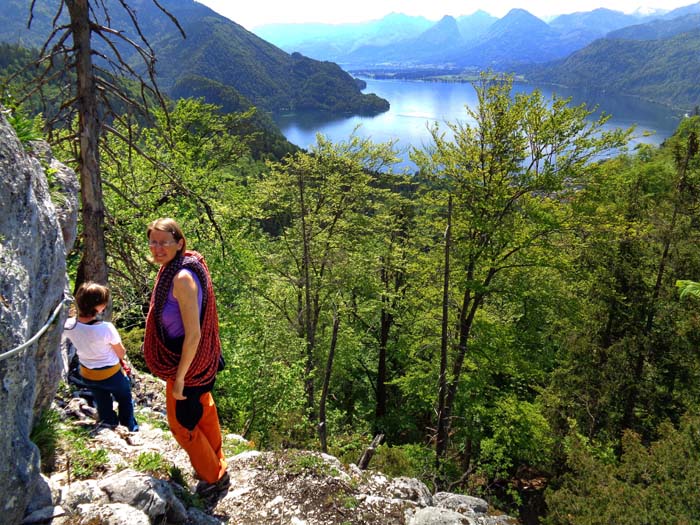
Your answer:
[21,0,184,289]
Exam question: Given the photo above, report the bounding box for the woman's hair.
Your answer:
[75,282,110,318]
[147,217,186,255]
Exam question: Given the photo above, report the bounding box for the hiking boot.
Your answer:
[195,471,230,496]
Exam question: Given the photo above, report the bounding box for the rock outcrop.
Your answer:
[28,371,518,525]
[0,106,78,525]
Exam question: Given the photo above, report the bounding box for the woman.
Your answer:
[143,218,228,494]
[64,282,138,432]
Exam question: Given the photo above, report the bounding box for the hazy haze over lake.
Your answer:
[274,78,684,171]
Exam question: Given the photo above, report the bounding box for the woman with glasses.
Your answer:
[143,218,229,496]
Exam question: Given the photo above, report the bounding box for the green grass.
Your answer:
[30,408,61,473]
[59,426,110,479]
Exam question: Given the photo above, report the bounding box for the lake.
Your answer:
[274,78,685,171]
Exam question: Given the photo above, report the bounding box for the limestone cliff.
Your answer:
[0,106,78,525]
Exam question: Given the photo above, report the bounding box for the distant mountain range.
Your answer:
[2,0,698,121]
[254,5,696,68]
[253,3,700,110]
[0,0,389,117]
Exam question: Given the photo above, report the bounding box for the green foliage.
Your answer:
[170,75,297,160]
[214,315,309,447]
[223,437,256,458]
[53,425,113,480]
[676,279,700,300]
[71,447,109,479]
[286,452,340,477]
[253,131,402,442]
[545,414,700,525]
[135,409,170,433]
[478,397,555,480]
[60,427,110,479]
[408,71,632,489]
[168,465,206,509]
[542,115,700,456]
[120,327,146,372]
[30,408,60,473]
[372,443,437,483]
[133,451,168,476]
[2,99,43,146]
[168,465,187,487]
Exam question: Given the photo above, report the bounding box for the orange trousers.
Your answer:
[166,379,227,483]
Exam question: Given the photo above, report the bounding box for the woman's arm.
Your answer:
[171,269,202,400]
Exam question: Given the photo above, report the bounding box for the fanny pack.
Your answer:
[80,362,122,381]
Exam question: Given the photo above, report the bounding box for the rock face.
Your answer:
[0,107,78,525]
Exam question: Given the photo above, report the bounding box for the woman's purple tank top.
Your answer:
[161,269,203,338]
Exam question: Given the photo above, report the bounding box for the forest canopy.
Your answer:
[4,17,700,521]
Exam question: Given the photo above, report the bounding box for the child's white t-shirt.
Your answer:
[63,320,121,369]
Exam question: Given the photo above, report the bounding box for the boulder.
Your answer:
[408,507,477,525]
[433,492,489,515]
[98,469,189,523]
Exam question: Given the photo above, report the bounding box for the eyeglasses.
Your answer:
[148,240,179,248]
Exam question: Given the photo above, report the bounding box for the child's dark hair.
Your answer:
[75,282,110,318]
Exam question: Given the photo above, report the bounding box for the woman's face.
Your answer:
[148,229,183,265]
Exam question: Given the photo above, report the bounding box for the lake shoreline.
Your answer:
[274,77,682,171]
[349,71,689,114]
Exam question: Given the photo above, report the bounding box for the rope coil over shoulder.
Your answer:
[143,251,221,386]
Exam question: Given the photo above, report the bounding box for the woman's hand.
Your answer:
[172,377,187,400]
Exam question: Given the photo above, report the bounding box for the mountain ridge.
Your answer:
[0,0,390,117]
[522,27,700,111]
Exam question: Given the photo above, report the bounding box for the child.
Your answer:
[63,282,138,431]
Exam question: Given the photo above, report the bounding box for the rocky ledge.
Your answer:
[24,371,517,525]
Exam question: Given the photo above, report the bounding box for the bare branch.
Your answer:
[150,0,186,38]
[103,123,227,252]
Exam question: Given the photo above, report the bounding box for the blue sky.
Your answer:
[196,0,695,29]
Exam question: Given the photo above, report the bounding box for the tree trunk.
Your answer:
[357,433,384,470]
[375,264,392,428]
[66,0,108,288]
[298,170,316,422]
[318,312,340,453]
[435,196,452,468]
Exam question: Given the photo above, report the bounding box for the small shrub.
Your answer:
[327,430,371,467]
[120,327,146,371]
[340,495,359,509]
[134,451,168,476]
[166,466,205,509]
[2,102,43,146]
[169,465,188,487]
[30,408,60,473]
[287,452,339,477]
[223,437,256,458]
[372,443,436,481]
[137,410,170,432]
